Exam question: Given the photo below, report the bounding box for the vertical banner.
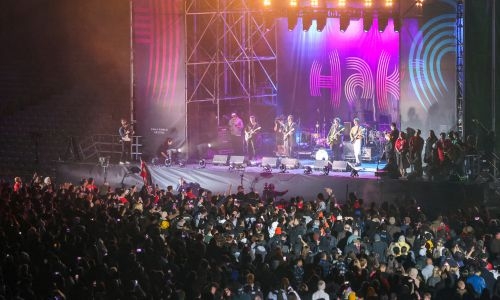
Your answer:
[132,0,186,158]
[400,0,457,135]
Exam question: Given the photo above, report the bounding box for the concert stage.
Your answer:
[56,159,487,218]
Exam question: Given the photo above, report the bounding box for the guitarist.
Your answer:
[245,115,261,160]
[327,117,345,161]
[283,115,297,157]
[118,118,134,164]
[349,118,364,166]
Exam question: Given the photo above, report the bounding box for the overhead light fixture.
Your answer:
[338,0,346,8]
[302,13,313,31]
[364,0,372,7]
[393,16,401,32]
[263,0,271,7]
[304,166,313,175]
[288,9,298,31]
[363,13,373,32]
[416,0,424,7]
[385,0,393,7]
[311,0,319,8]
[339,14,350,32]
[378,15,388,32]
[289,0,298,7]
[316,12,327,32]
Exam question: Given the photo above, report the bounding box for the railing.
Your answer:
[78,134,142,161]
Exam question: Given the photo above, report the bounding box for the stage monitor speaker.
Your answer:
[281,158,300,169]
[262,157,279,168]
[212,154,228,165]
[229,155,245,165]
[313,160,330,170]
[331,160,350,172]
[361,147,372,161]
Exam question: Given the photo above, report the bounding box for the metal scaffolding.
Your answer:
[456,0,464,138]
[185,0,278,120]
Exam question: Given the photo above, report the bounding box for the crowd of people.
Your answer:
[380,123,482,181]
[1,173,500,300]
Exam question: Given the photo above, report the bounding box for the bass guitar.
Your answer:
[244,127,261,142]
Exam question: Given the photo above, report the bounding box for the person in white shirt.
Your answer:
[312,280,329,300]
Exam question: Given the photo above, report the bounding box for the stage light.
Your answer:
[279,163,287,173]
[263,0,271,7]
[363,13,373,32]
[311,0,319,7]
[323,165,330,175]
[385,0,393,7]
[378,15,388,32]
[262,164,272,173]
[339,14,350,32]
[288,10,298,31]
[416,0,424,7]
[364,0,372,7]
[164,158,172,167]
[338,0,346,8]
[393,16,401,32]
[208,143,212,148]
[304,166,313,175]
[302,14,313,31]
[289,0,297,7]
[316,13,327,32]
[199,159,206,168]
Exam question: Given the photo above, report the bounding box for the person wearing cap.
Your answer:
[312,280,329,300]
[228,112,244,155]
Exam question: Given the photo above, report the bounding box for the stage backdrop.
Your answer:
[276,17,400,133]
[132,0,186,158]
[399,0,457,135]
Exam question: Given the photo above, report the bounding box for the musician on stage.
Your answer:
[274,116,285,156]
[327,117,345,161]
[158,137,176,162]
[245,115,261,160]
[349,118,364,166]
[228,112,244,155]
[389,122,399,146]
[118,118,134,164]
[283,115,297,157]
[408,129,424,177]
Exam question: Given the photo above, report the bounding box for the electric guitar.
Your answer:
[328,127,345,145]
[283,127,295,141]
[350,126,364,144]
[121,126,134,142]
[244,127,261,142]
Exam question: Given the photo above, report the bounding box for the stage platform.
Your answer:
[55,158,488,218]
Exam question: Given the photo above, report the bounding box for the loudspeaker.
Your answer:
[212,154,228,165]
[361,147,372,161]
[229,155,245,165]
[313,160,330,170]
[331,160,350,172]
[262,157,279,168]
[281,158,299,169]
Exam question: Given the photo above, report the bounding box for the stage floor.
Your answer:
[56,159,487,218]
